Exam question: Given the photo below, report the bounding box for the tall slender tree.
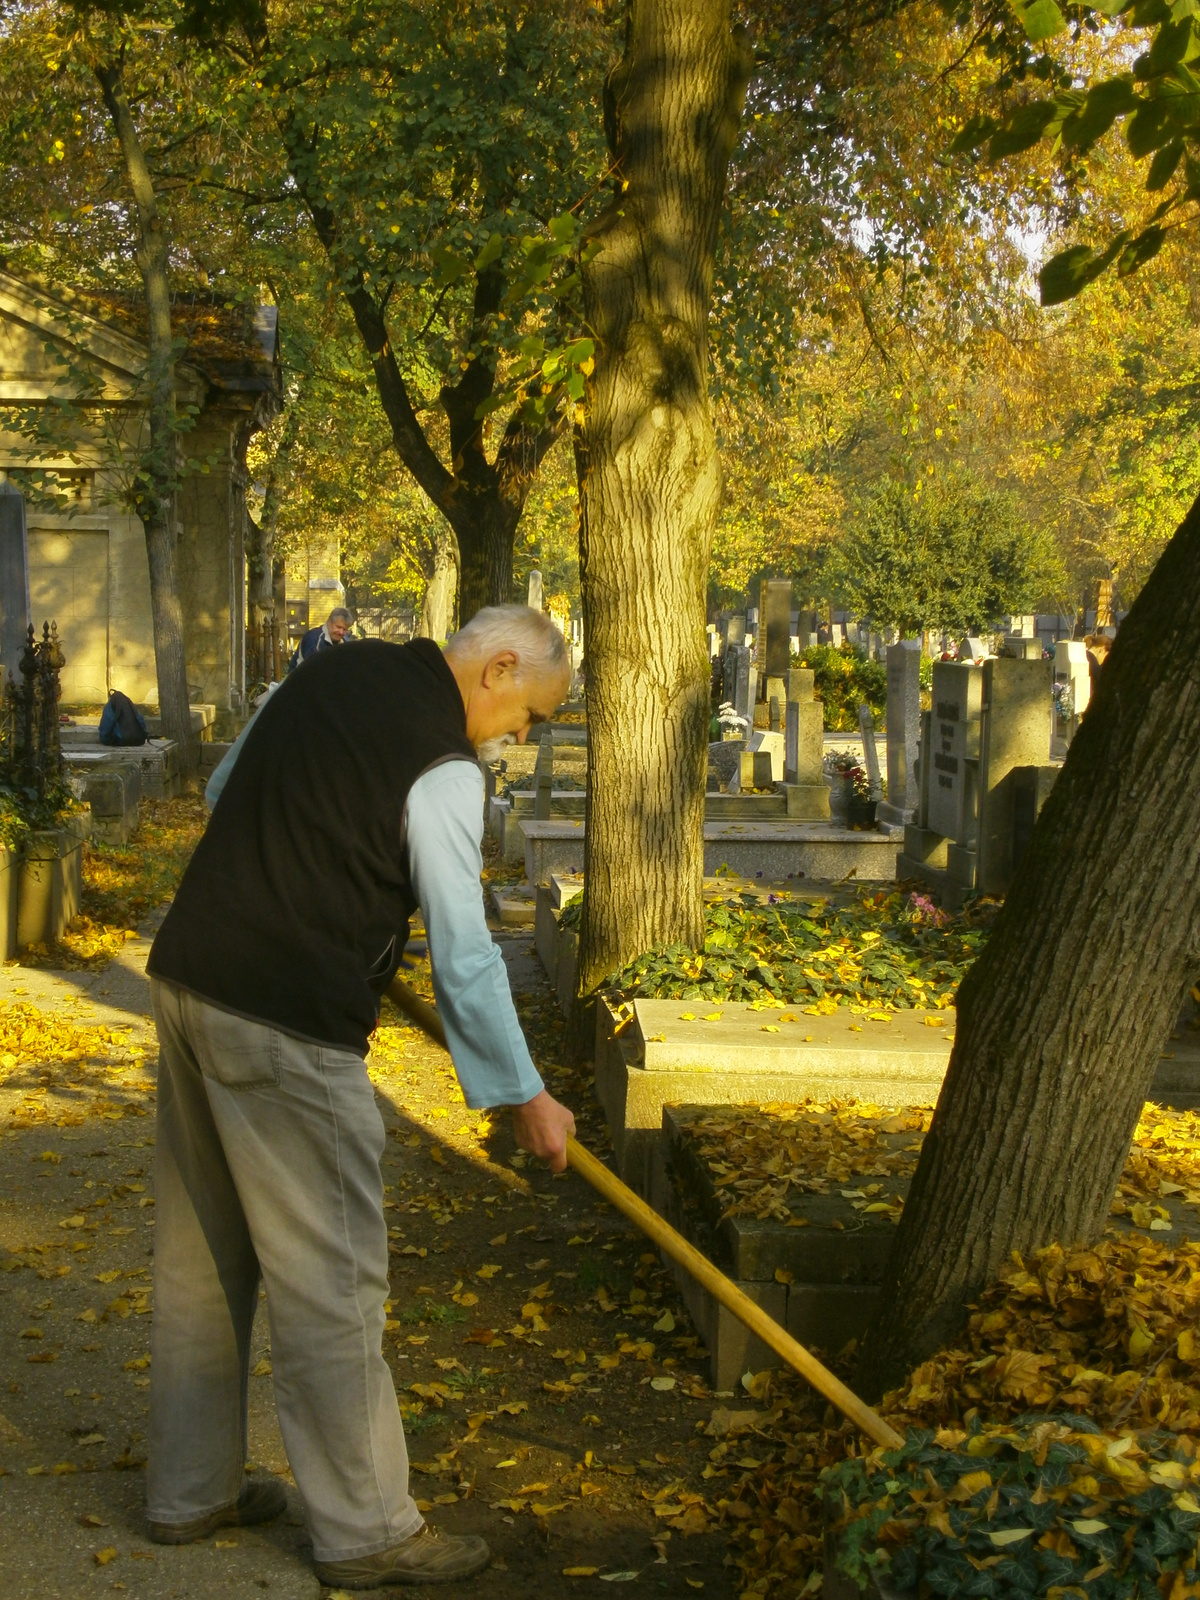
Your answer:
[574,0,753,993]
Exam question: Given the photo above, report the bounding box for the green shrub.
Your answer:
[797,642,888,731]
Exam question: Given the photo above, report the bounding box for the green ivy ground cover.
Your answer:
[560,889,997,1011]
[821,1415,1200,1598]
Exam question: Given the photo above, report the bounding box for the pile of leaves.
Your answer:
[0,999,131,1075]
[676,1097,1200,1248]
[681,1101,930,1226]
[565,888,997,1009]
[885,1230,1200,1438]
[714,1108,1200,1599]
[821,1417,1200,1599]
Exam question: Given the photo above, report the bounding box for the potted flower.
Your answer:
[826,750,876,825]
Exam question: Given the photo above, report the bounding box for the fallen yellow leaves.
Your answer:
[0,1000,129,1074]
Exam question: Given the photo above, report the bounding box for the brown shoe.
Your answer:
[313,1524,490,1588]
[147,1475,288,1545]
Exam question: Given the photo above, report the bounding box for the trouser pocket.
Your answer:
[191,1001,282,1090]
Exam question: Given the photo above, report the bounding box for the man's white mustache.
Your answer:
[476,734,517,764]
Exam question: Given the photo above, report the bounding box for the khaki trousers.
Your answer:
[147,978,422,1561]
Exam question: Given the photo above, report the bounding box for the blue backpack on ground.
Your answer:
[98,690,148,747]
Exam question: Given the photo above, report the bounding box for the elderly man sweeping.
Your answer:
[144,605,575,1587]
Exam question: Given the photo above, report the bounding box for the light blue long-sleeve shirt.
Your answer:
[404,760,544,1110]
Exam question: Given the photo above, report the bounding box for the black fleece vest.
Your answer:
[148,638,476,1055]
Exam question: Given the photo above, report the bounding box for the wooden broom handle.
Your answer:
[385,975,904,1451]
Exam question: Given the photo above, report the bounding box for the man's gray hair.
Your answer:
[445,603,570,681]
[327,607,352,626]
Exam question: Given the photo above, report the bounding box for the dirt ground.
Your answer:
[0,909,738,1599]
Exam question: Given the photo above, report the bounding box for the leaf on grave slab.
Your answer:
[653,1311,676,1332]
[93,1547,118,1565]
[563,1567,600,1577]
[27,1350,58,1363]
[773,1268,794,1285]
[124,1355,151,1371]
[252,1359,272,1377]
[414,1498,433,1512]
[599,1572,641,1583]
[475,1264,501,1280]
[532,1501,569,1517]
[489,1233,508,1247]
[495,1400,528,1416]
[94,1270,121,1283]
[491,1497,528,1512]
[650,1376,676,1391]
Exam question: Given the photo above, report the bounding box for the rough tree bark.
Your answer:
[857,490,1200,1399]
[574,0,752,994]
[279,123,561,622]
[95,56,194,769]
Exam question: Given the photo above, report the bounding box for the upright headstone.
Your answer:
[533,727,554,820]
[878,639,922,829]
[925,662,985,849]
[976,657,1054,895]
[527,569,543,611]
[0,481,31,681]
[762,579,792,680]
[1051,639,1090,759]
[726,614,746,647]
[730,644,754,730]
[782,667,829,817]
[858,703,883,802]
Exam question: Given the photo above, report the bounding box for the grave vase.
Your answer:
[847,795,878,830]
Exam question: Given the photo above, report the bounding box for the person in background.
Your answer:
[289,606,352,672]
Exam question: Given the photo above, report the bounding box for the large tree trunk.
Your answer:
[455,494,518,619]
[95,58,194,773]
[857,491,1200,1399]
[574,0,751,994]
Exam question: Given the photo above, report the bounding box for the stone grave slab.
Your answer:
[976,656,1053,895]
[521,817,898,887]
[878,639,921,829]
[635,998,955,1078]
[925,662,983,843]
[490,884,536,927]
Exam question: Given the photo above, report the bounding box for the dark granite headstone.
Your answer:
[0,481,31,681]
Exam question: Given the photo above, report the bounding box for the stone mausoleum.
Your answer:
[0,268,280,723]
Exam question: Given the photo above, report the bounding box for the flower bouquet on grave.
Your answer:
[715,701,749,740]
